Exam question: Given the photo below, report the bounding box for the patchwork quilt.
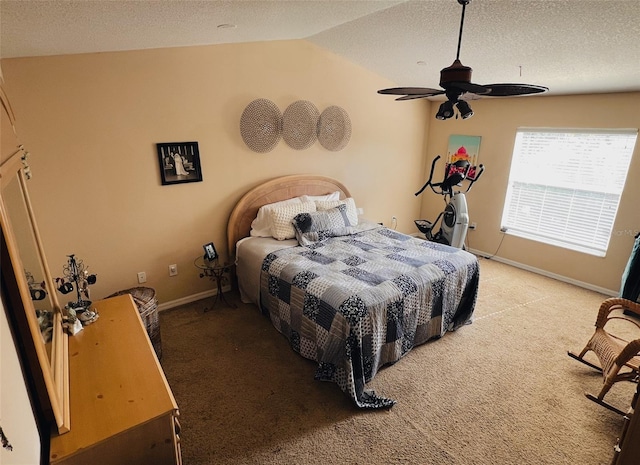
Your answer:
[260,227,479,408]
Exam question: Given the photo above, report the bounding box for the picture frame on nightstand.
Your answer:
[203,242,218,261]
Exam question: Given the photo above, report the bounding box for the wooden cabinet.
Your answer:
[613,384,640,465]
[49,295,181,465]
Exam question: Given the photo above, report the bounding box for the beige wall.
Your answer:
[2,40,638,302]
[420,93,640,293]
[1,40,430,305]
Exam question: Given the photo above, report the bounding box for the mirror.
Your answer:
[0,149,70,434]
[3,174,54,343]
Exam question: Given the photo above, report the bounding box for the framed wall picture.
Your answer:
[447,134,482,180]
[203,242,218,261]
[157,141,203,185]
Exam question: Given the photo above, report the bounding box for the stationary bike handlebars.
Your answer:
[415,155,484,199]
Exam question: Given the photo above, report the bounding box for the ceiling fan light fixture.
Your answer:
[456,100,473,119]
[436,101,455,120]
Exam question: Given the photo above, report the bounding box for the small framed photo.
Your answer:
[157,141,203,185]
[203,242,218,261]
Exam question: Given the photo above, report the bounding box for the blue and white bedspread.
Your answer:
[259,227,479,409]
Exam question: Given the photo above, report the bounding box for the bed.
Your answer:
[227,175,479,409]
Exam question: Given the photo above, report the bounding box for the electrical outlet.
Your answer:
[137,271,147,283]
[169,264,178,276]
[469,222,477,230]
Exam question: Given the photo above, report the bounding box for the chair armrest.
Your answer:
[596,297,640,329]
[617,338,640,366]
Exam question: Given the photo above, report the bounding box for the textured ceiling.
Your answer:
[2,0,639,97]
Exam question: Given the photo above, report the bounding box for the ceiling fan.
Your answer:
[378,0,548,120]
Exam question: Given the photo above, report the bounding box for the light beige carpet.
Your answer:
[159,257,636,465]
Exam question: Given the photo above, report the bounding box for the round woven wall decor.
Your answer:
[282,100,320,150]
[240,99,282,153]
[317,106,351,151]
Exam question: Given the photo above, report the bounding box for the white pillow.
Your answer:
[315,197,358,226]
[299,191,341,203]
[270,201,317,240]
[250,197,302,237]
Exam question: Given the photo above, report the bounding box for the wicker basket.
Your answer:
[107,286,162,360]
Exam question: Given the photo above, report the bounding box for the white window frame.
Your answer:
[501,127,637,257]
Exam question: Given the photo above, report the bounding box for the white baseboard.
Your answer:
[157,285,232,312]
[467,247,618,297]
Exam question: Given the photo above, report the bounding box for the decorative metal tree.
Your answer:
[56,254,98,325]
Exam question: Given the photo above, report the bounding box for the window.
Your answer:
[501,128,637,257]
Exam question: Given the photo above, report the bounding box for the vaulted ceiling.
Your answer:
[2,0,639,97]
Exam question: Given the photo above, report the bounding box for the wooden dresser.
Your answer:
[613,383,640,465]
[49,295,181,465]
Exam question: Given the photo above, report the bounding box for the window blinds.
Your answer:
[501,128,637,256]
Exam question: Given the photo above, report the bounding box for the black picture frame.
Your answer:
[157,141,203,185]
[203,242,218,261]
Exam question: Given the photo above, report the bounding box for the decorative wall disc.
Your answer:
[240,99,282,153]
[318,106,351,151]
[282,100,320,150]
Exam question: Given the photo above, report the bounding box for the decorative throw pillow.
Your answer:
[250,197,302,237]
[315,197,358,226]
[270,201,317,241]
[292,204,354,246]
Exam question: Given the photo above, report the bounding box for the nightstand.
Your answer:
[194,256,236,311]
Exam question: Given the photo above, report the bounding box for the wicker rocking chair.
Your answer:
[568,297,640,415]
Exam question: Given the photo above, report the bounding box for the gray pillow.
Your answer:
[292,204,354,246]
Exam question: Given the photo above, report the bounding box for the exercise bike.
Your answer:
[414,155,484,249]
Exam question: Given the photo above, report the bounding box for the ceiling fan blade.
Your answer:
[483,83,549,97]
[378,87,443,96]
[395,92,444,101]
[451,81,491,95]
[378,0,548,118]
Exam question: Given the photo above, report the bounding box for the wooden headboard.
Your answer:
[226,174,351,258]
